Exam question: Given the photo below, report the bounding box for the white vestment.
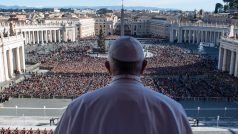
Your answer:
[55,75,192,134]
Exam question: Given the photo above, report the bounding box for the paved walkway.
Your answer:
[192,127,238,134]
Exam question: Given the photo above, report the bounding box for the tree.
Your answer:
[229,0,238,9]
[96,8,113,14]
[222,0,238,10]
[224,4,229,12]
[199,9,204,16]
[215,3,223,13]
[193,9,197,19]
[223,0,230,12]
[97,26,106,53]
[223,0,231,2]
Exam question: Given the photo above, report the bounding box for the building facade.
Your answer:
[130,19,150,37]
[149,19,170,38]
[77,18,95,39]
[94,15,118,36]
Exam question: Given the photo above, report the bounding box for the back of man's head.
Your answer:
[106,36,146,76]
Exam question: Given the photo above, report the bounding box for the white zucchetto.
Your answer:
[108,36,144,62]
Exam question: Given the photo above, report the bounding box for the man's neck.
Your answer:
[112,74,142,83]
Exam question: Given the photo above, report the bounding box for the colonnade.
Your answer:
[0,35,25,82]
[218,37,238,77]
[170,28,226,45]
[22,29,65,45]
[0,23,77,45]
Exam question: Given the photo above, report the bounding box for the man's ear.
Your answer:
[140,60,147,75]
[105,61,111,74]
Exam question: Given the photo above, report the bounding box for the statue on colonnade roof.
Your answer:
[9,21,16,36]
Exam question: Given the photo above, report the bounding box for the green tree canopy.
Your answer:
[229,0,238,9]
[215,3,223,13]
[223,0,231,2]
[97,26,106,53]
[223,0,238,10]
[214,0,238,13]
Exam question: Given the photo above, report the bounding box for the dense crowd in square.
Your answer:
[1,40,238,99]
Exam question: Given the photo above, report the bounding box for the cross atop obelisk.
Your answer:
[120,0,125,36]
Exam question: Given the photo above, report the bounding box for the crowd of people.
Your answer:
[1,73,156,98]
[154,72,238,99]
[2,73,91,98]
[0,127,53,134]
[1,40,238,99]
[145,45,216,76]
[0,95,9,103]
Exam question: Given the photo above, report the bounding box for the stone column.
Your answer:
[49,30,52,42]
[207,31,210,42]
[215,32,217,43]
[214,32,216,45]
[44,30,48,43]
[217,32,220,45]
[184,30,187,43]
[218,47,223,70]
[32,31,36,44]
[15,47,21,73]
[209,31,212,42]
[28,31,31,44]
[63,29,67,42]
[30,31,33,44]
[193,30,195,44]
[212,32,216,43]
[72,28,76,42]
[205,31,208,42]
[195,31,198,43]
[41,31,44,43]
[36,31,39,44]
[211,31,213,42]
[169,28,174,42]
[25,32,27,44]
[23,32,26,44]
[234,51,238,77]
[27,31,30,44]
[7,50,14,78]
[42,30,45,42]
[2,51,9,80]
[203,31,205,42]
[201,31,204,42]
[54,30,57,42]
[45,30,48,43]
[229,51,235,75]
[58,30,61,42]
[179,29,182,43]
[181,30,184,43]
[23,32,26,45]
[20,46,25,72]
[51,30,54,42]
[222,49,227,71]
[197,31,200,43]
[188,30,191,43]
[218,46,223,70]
